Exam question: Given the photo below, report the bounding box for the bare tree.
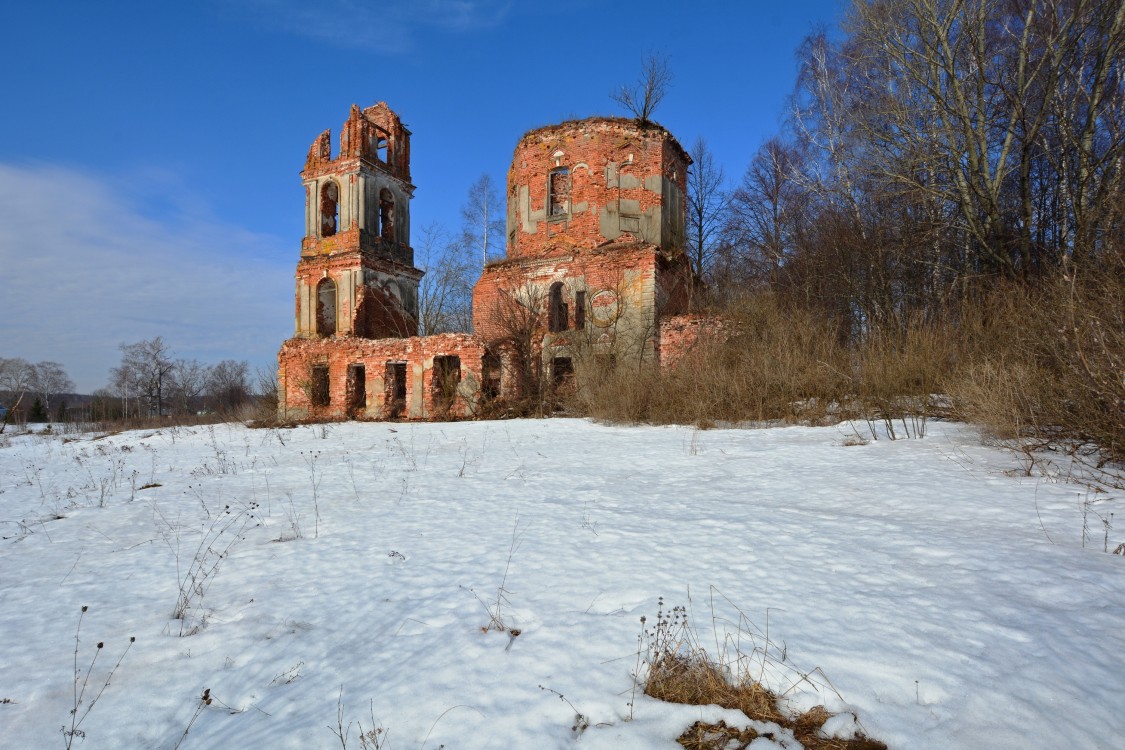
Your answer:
[686,137,727,283]
[113,337,176,417]
[170,359,209,415]
[790,30,867,234]
[25,361,73,415]
[206,360,251,414]
[482,281,546,410]
[610,53,673,124]
[416,222,475,334]
[1042,0,1125,267]
[726,139,806,288]
[836,0,1125,278]
[0,358,33,432]
[254,366,278,411]
[771,0,1125,333]
[460,174,506,267]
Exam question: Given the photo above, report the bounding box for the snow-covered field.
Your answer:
[0,418,1122,749]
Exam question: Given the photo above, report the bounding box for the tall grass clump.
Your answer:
[636,596,886,750]
[851,320,958,439]
[579,294,851,425]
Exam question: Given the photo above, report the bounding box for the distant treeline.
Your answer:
[1,338,276,430]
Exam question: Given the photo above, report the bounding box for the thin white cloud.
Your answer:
[222,0,512,53]
[0,162,293,393]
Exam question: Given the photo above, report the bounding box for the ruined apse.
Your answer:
[472,116,696,378]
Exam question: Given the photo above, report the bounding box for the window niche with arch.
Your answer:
[316,277,338,337]
[379,188,395,243]
[320,180,341,238]
[548,281,569,332]
[369,128,390,164]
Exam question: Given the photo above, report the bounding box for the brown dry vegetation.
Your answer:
[576,291,953,429]
[639,600,886,750]
[652,657,885,750]
[948,256,1125,474]
[576,260,1123,486]
[578,295,852,425]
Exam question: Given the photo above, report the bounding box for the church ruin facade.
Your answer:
[277,102,709,421]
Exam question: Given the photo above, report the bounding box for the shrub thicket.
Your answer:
[948,254,1124,469]
[575,262,1123,482]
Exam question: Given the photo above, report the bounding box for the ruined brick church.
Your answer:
[277,102,709,420]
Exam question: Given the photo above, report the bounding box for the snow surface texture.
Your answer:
[0,419,1121,749]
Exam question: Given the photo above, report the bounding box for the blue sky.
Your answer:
[0,0,843,393]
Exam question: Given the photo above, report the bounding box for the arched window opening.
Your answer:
[548,282,568,332]
[320,181,340,237]
[379,188,395,243]
[317,278,337,337]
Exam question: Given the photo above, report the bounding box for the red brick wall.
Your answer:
[278,334,492,420]
[472,244,662,343]
[657,314,729,368]
[355,285,417,339]
[506,118,689,259]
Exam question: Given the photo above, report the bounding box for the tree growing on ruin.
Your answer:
[610,53,673,124]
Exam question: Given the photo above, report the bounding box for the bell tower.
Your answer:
[294,102,423,340]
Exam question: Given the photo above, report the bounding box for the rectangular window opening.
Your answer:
[552,357,574,387]
[548,168,571,218]
[385,362,407,418]
[310,365,330,407]
[432,355,462,412]
[549,283,569,333]
[482,353,502,401]
[346,364,366,418]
